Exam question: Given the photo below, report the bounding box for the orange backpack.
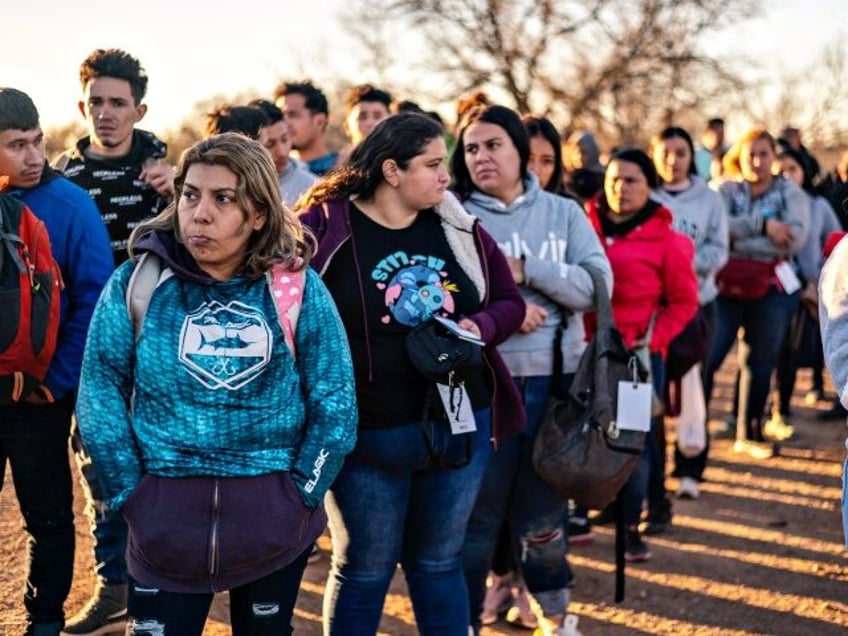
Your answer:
[0,191,62,404]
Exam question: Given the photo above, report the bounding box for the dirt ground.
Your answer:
[1,358,846,635]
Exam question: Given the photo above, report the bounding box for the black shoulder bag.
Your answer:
[532,265,648,601]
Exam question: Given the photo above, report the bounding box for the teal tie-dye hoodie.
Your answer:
[76,232,356,512]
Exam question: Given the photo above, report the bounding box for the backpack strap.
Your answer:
[266,262,305,359]
[0,198,27,274]
[126,253,172,338]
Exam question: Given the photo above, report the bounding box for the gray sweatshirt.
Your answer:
[462,174,612,375]
[717,176,810,260]
[279,156,317,207]
[653,178,729,305]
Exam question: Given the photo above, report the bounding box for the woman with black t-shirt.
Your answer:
[297,112,525,636]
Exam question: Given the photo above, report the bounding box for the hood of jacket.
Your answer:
[69,129,167,165]
[652,177,715,207]
[132,230,217,285]
[464,173,543,215]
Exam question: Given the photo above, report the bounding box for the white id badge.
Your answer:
[616,381,653,432]
[436,383,477,434]
[774,261,802,294]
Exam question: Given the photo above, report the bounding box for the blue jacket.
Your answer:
[11,167,113,399]
[76,243,357,511]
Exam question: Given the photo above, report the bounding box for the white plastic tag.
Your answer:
[616,381,652,432]
[436,383,477,434]
[774,261,801,294]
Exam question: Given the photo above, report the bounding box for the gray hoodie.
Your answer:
[461,174,612,375]
[279,156,317,207]
[653,178,729,305]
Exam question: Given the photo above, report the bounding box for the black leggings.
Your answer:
[126,548,310,636]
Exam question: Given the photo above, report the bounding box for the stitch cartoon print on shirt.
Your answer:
[371,250,458,326]
[179,300,272,390]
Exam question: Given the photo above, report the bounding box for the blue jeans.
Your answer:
[71,426,128,584]
[463,376,570,628]
[126,548,309,635]
[323,409,492,636]
[704,289,799,439]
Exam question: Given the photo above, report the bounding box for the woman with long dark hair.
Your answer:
[297,112,525,636]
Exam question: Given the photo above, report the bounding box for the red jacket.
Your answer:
[586,198,698,357]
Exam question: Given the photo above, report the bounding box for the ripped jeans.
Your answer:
[462,375,571,630]
[125,547,309,636]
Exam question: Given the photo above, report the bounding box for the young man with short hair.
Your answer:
[250,99,316,206]
[274,80,338,176]
[203,103,269,140]
[0,87,112,636]
[55,48,173,266]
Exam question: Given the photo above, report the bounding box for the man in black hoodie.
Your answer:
[55,48,173,267]
[54,48,173,636]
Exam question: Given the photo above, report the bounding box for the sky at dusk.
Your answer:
[2,0,846,133]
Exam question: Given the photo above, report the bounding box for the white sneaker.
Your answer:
[675,476,700,499]
[733,439,774,459]
[763,414,794,441]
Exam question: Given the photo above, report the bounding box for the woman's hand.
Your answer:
[765,218,794,249]
[520,302,548,333]
[457,318,483,340]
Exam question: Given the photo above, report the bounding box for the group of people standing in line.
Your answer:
[0,46,844,636]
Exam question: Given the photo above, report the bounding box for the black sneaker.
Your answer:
[624,526,652,562]
[644,503,672,536]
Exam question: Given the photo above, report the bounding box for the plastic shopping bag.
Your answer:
[676,363,707,458]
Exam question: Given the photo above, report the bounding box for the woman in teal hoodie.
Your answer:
[76,133,356,635]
